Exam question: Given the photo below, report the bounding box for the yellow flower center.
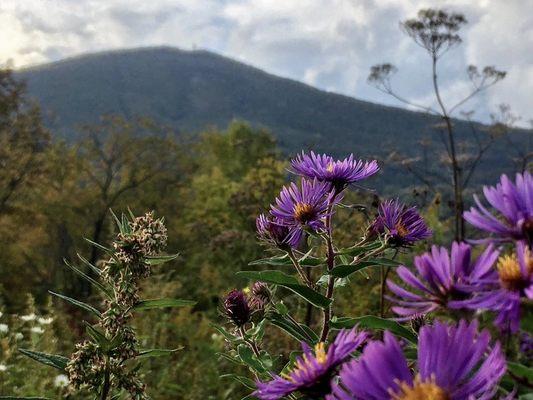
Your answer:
[395,222,409,238]
[497,249,533,291]
[294,202,315,223]
[391,376,449,400]
[326,162,335,173]
[281,342,328,382]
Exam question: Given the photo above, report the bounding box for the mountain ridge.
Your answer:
[14,46,530,191]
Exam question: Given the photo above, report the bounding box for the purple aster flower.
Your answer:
[270,178,334,245]
[256,214,299,249]
[254,328,368,400]
[369,199,431,247]
[291,151,379,192]
[457,241,533,333]
[387,242,499,319]
[329,320,506,400]
[464,171,533,244]
[223,289,250,327]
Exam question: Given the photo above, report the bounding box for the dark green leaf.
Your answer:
[337,241,382,256]
[63,259,111,297]
[137,348,183,359]
[144,254,180,265]
[84,323,110,349]
[0,397,50,399]
[18,349,68,371]
[266,312,317,344]
[76,253,101,277]
[133,298,196,311]
[330,315,417,343]
[237,345,266,374]
[249,253,322,267]
[236,270,331,309]
[508,362,533,383]
[220,374,257,390]
[49,291,101,318]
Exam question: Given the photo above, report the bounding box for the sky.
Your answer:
[1,0,532,126]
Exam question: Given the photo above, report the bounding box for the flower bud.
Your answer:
[223,289,250,327]
[249,281,271,311]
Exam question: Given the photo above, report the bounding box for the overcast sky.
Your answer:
[1,0,532,126]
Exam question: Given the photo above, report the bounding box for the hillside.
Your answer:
[15,46,530,191]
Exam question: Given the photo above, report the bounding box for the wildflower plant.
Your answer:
[218,152,532,399]
[18,211,195,399]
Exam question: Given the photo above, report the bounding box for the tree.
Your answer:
[0,69,50,214]
[77,116,184,270]
[368,9,506,241]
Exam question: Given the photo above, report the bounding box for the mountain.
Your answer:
[15,46,530,191]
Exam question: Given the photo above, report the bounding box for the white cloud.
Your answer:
[0,0,531,125]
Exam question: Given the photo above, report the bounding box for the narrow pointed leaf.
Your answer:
[330,258,401,278]
[63,259,111,297]
[18,349,69,371]
[84,322,110,349]
[76,253,101,277]
[144,254,180,266]
[220,374,256,390]
[49,291,101,318]
[137,348,183,359]
[266,312,317,344]
[133,298,196,311]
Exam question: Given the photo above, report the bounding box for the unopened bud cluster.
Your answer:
[224,282,271,328]
[66,212,168,399]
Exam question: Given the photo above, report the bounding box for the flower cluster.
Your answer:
[387,171,533,333]
[221,152,529,399]
[65,212,169,399]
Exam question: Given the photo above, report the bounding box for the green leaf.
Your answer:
[84,238,113,255]
[237,345,266,374]
[337,241,382,256]
[133,298,196,311]
[84,322,110,349]
[0,397,50,399]
[249,253,322,267]
[266,312,317,344]
[49,291,101,318]
[137,348,183,359]
[275,302,289,315]
[144,254,180,265]
[18,349,69,371]
[212,325,244,344]
[76,253,101,277]
[220,374,256,390]
[329,258,400,278]
[63,259,111,297]
[236,270,331,309]
[508,361,533,383]
[330,315,417,343]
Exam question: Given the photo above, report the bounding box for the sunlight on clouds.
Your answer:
[0,0,531,124]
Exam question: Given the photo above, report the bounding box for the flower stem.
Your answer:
[100,358,110,400]
[379,249,397,318]
[320,196,337,342]
[287,248,314,288]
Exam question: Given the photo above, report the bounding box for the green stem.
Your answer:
[100,357,111,400]
[287,248,314,288]
[320,195,338,342]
